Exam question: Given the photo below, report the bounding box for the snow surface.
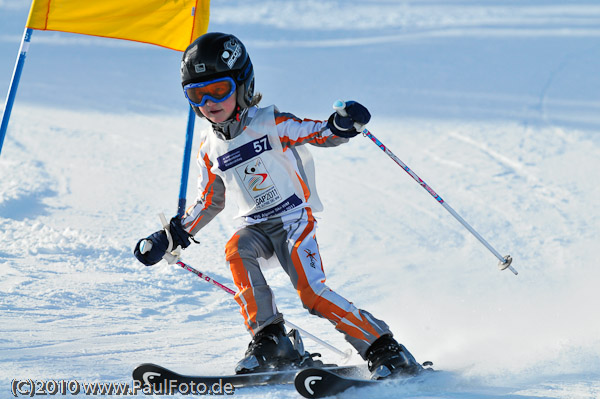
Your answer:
[1,0,600,398]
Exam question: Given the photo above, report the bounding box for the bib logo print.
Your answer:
[236,158,281,209]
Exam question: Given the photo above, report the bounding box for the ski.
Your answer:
[132,363,363,395]
[295,366,435,398]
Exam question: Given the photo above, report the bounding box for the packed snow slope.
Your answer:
[1,1,599,398]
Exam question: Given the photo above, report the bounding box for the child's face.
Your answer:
[199,92,237,123]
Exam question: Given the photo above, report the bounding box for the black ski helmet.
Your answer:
[181,32,255,115]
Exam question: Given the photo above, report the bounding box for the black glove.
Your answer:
[133,217,192,266]
[327,101,371,138]
[167,217,193,250]
[134,230,168,266]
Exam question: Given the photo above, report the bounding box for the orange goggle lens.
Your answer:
[184,77,236,107]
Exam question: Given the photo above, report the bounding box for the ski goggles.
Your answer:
[183,77,236,107]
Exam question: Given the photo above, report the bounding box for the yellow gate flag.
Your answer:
[26,0,210,51]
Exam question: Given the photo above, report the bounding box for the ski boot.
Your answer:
[366,335,423,380]
[235,322,325,374]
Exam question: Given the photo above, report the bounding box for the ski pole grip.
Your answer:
[333,100,348,117]
[159,213,173,253]
[158,213,180,264]
[139,239,153,254]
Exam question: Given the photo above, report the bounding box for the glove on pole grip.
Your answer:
[333,100,368,133]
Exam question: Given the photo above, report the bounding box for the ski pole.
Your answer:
[333,100,517,276]
[176,259,353,362]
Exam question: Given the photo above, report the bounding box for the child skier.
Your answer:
[134,32,422,380]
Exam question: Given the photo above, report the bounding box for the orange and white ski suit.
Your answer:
[182,105,391,358]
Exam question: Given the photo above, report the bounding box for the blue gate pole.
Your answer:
[177,105,196,216]
[0,27,33,157]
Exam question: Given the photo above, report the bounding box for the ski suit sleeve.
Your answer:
[275,110,349,150]
[181,146,226,236]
